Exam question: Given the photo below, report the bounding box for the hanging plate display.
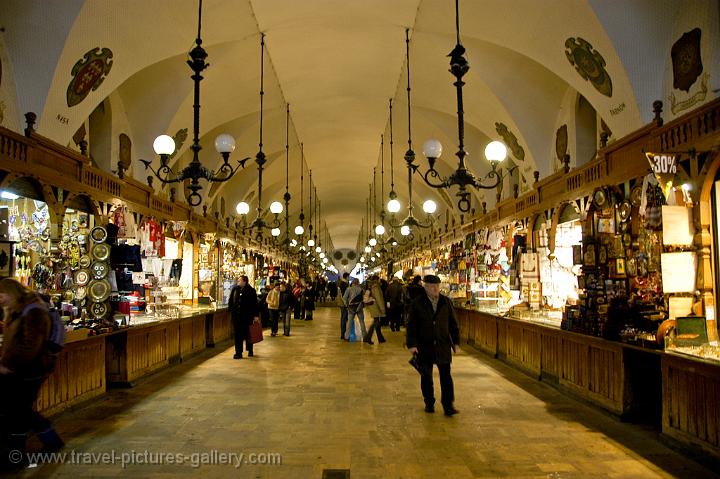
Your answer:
[592,188,607,208]
[92,261,109,279]
[64,290,75,302]
[630,185,643,206]
[76,286,87,301]
[619,201,632,222]
[89,279,111,302]
[90,226,108,243]
[91,243,110,262]
[74,269,90,286]
[79,255,92,268]
[90,301,108,319]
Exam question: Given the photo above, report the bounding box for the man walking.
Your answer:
[229,275,259,359]
[406,275,460,416]
[342,278,367,340]
[338,273,350,340]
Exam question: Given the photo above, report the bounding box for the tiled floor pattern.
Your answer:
[12,307,719,478]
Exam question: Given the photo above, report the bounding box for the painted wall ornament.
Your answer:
[66,47,114,107]
[555,124,568,162]
[169,128,188,159]
[565,37,613,97]
[669,28,707,115]
[495,122,525,162]
[671,28,703,92]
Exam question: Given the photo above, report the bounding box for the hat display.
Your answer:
[423,274,441,284]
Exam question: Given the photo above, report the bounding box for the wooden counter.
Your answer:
[662,352,720,458]
[105,309,213,386]
[206,308,232,347]
[459,308,629,417]
[35,334,106,415]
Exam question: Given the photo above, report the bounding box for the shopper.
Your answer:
[267,283,281,337]
[0,278,64,471]
[406,274,460,416]
[292,282,304,319]
[303,282,316,320]
[343,278,367,340]
[328,280,338,302]
[338,273,350,339]
[385,277,405,331]
[404,275,424,329]
[363,275,386,344]
[278,282,294,336]
[228,275,260,359]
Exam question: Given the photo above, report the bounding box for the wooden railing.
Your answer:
[0,125,223,235]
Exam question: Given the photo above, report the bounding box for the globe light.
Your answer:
[375,252,381,257]
[271,228,281,237]
[391,239,398,246]
[322,258,328,264]
[375,224,386,236]
[387,198,401,213]
[401,225,411,236]
[300,245,306,251]
[422,138,442,159]
[308,238,315,247]
[214,133,236,154]
[360,257,366,262]
[422,199,437,214]
[315,246,322,253]
[153,135,176,155]
[484,140,507,163]
[236,201,250,215]
[269,201,283,214]
[369,238,377,247]
[320,252,325,259]
[294,225,304,235]
[364,246,371,253]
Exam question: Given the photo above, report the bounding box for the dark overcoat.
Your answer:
[406,293,459,365]
[229,284,259,324]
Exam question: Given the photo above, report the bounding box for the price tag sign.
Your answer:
[132,272,145,285]
[645,152,678,200]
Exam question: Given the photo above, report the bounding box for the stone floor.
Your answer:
[12,307,720,478]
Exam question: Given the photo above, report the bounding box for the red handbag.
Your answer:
[249,321,264,344]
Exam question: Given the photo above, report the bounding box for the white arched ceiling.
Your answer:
[4,1,717,248]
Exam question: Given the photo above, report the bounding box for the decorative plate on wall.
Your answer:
[91,243,110,262]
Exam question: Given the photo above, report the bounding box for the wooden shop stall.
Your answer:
[0,122,247,413]
[408,99,720,458]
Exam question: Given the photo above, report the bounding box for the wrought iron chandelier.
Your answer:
[141,0,247,207]
[386,77,436,237]
[413,0,508,213]
[235,34,283,239]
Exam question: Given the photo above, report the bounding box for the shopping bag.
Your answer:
[249,321,264,344]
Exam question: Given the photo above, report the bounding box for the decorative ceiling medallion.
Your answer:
[671,28,703,92]
[119,133,132,168]
[66,47,114,107]
[169,128,188,159]
[494,122,524,162]
[555,124,568,162]
[565,37,613,97]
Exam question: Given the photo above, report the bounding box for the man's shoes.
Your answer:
[378,338,387,343]
[363,339,374,344]
[233,354,242,359]
[284,333,290,336]
[443,406,459,417]
[248,352,254,357]
[271,333,277,337]
[424,404,435,413]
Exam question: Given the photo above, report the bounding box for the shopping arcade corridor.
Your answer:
[13,307,719,479]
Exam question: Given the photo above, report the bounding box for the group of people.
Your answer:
[228,276,324,358]
[336,272,460,416]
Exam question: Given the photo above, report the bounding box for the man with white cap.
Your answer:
[406,274,460,416]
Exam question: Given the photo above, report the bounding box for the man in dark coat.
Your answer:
[385,277,404,332]
[229,275,259,359]
[406,274,460,416]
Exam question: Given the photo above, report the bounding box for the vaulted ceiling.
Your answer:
[1,0,716,249]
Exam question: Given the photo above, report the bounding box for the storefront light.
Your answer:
[0,191,19,200]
